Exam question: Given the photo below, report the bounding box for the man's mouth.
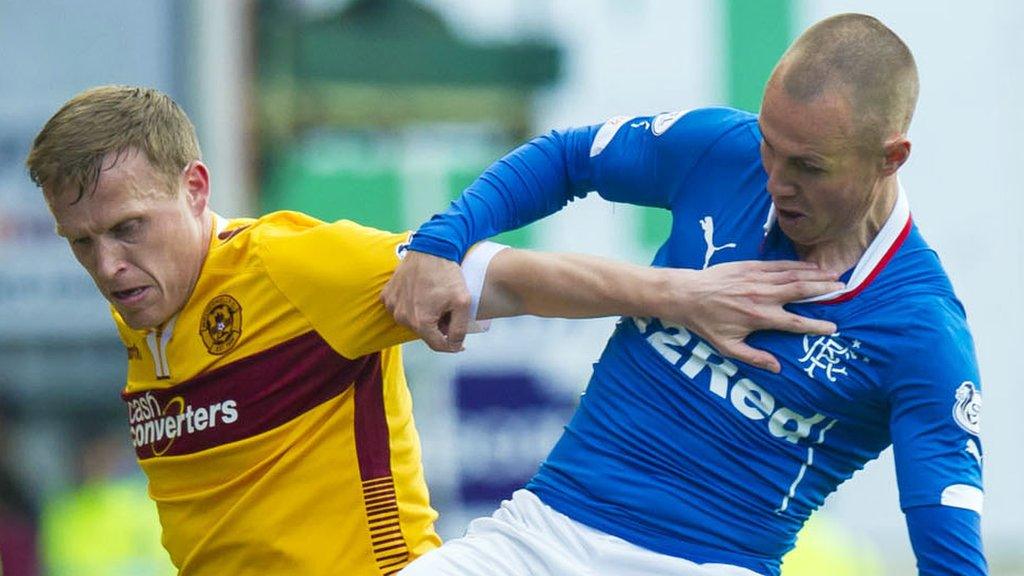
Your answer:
[111,286,149,304]
[777,208,805,221]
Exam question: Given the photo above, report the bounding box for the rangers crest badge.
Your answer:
[952,381,982,436]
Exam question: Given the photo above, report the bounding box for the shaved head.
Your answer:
[770,14,919,148]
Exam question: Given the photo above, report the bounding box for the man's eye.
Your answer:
[114,220,141,238]
[71,237,92,247]
[798,161,825,174]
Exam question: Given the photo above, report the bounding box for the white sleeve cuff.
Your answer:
[460,241,510,333]
[940,484,984,514]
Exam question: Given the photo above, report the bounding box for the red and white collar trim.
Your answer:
[763,186,913,305]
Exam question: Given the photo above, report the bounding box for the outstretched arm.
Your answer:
[408,110,743,262]
[404,246,842,372]
[389,114,697,351]
[381,125,594,353]
[384,108,825,363]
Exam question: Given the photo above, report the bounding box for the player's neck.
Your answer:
[171,210,216,329]
[795,180,899,275]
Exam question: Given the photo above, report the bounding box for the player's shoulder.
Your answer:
[594,106,757,149]
[204,211,336,275]
[862,287,973,374]
[232,211,411,278]
[230,210,325,243]
[639,106,758,144]
[638,106,756,129]
[879,226,962,312]
[216,211,403,252]
[853,275,967,346]
[667,107,763,166]
[596,107,762,180]
[676,106,758,132]
[838,288,975,397]
[842,229,972,355]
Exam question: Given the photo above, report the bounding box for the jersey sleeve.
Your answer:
[259,218,417,359]
[887,298,986,571]
[409,107,755,261]
[905,505,987,576]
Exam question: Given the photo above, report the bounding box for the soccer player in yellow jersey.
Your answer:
[26,86,839,575]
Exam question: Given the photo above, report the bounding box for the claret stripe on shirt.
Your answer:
[122,331,378,460]
[354,355,413,572]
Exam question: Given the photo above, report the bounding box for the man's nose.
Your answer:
[94,239,127,280]
[765,165,796,198]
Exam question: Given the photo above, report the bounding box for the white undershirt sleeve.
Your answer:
[459,241,510,333]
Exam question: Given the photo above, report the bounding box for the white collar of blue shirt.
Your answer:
[762,184,911,304]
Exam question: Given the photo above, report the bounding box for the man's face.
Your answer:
[758,79,884,250]
[47,150,210,330]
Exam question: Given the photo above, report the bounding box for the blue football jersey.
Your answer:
[411,107,985,575]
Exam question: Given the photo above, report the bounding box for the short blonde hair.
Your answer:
[774,14,919,146]
[26,85,202,201]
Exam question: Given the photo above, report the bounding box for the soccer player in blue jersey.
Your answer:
[387,13,986,576]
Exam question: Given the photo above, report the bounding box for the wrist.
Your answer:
[637,267,684,320]
[657,268,699,325]
[408,232,462,262]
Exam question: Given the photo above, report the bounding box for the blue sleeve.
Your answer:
[887,299,986,572]
[888,299,983,511]
[905,505,986,575]
[409,107,756,261]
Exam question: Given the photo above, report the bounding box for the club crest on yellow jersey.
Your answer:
[200,294,243,355]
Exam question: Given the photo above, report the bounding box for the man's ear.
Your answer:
[183,161,210,215]
[881,136,911,175]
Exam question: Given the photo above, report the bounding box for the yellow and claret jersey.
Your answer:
[116,211,438,575]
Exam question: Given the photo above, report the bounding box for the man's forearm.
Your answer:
[474,250,841,372]
[478,248,677,321]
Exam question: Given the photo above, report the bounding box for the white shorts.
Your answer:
[399,490,762,576]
